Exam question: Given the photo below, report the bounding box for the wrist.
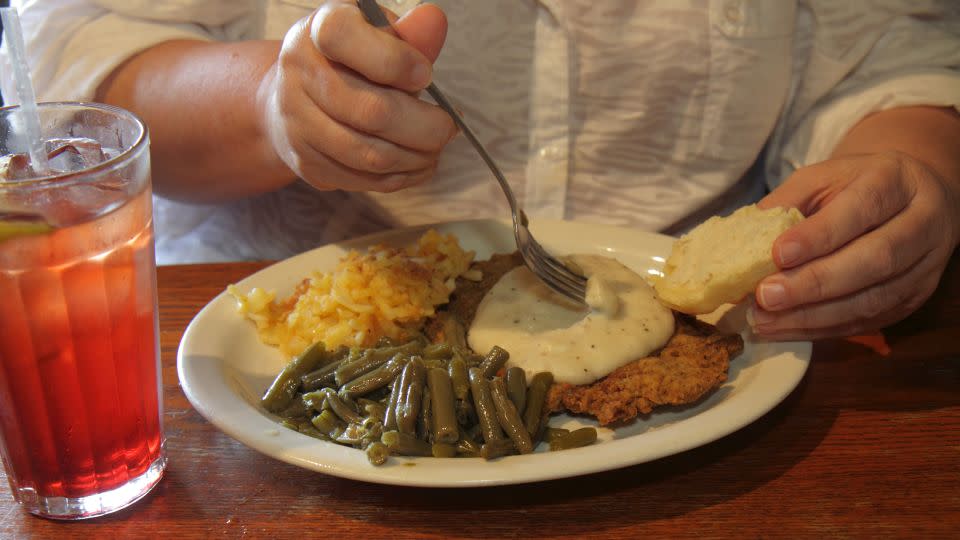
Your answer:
[254,62,296,184]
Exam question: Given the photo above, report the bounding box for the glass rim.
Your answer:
[0,101,149,188]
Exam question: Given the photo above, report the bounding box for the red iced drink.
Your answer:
[0,103,165,519]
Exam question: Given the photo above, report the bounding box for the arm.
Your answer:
[95,2,455,203]
[96,40,291,203]
[831,105,960,195]
[754,106,960,340]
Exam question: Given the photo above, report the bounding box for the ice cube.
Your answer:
[0,152,35,180]
[45,137,107,173]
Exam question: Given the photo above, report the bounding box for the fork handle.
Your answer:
[356,0,391,26]
[423,85,522,216]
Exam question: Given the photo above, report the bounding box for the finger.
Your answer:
[294,140,436,193]
[305,64,456,152]
[290,94,436,175]
[394,4,448,62]
[756,203,932,311]
[310,3,432,92]
[767,158,913,269]
[747,309,902,342]
[757,159,846,215]
[749,254,942,336]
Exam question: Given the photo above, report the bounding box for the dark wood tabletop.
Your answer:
[2,254,958,539]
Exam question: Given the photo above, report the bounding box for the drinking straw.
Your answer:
[0,7,48,175]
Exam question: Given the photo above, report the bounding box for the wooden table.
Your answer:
[2,256,958,539]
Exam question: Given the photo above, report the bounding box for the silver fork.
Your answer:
[356,0,588,305]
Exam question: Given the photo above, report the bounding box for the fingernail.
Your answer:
[412,62,431,88]
[777,241,803,267]
[758,282,786,309]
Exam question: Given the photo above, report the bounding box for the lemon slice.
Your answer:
[0,219,53,242]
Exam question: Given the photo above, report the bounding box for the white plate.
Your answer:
[177,219,810,487]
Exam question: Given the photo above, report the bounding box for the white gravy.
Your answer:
[468,255,675,385]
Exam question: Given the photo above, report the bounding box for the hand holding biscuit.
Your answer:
[750,151,960,340]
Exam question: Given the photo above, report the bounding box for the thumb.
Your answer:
[393,4,447,63]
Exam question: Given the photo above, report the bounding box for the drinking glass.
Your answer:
[0,102,166,519]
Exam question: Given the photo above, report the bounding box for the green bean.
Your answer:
[479,345,509,378]
[505,367,527,415]
[384,368,406,432]
[427,368,459,444]
[549,427,597,451]
[535,403,551,445]
[480,438,516,460]
[381,430,432,457]
[301,360,342,391]
[334,340,419,386]
[279,418,299,431]
[299,345,352,391]
[297,422,327,440]
[543,427,570,445]
[448,356,470,401]
[325,344,352,364]
[522,372,554,436]
[366,441,389,465]
[310,409,344,437]
[359,417,384,448]
[261,341,327,413]
[301,389,325,412]
[468,368,505,443]
[314,388,362,424]
[422,358,448,370]
[362,401,387,424]
[455,397,475,427]
[436,315,467,350]
[489,377,534,454]
[465,422,483,443]
[423,342,453,359]
[335,428,362,446]
[334,350,391,387]
[278,397,308,419]
[464,352,484,367]
[456,431,481,457]
[340,354,407,399]
[431,442,457,458]
[396,357,426,434]
[417,385,433,442]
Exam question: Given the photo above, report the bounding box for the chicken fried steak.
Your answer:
[547,315,742,425]
[426,252,743,426]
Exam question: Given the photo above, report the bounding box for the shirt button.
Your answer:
[538,145,560,159]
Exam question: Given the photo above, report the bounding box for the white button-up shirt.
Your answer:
[3,0,958,263]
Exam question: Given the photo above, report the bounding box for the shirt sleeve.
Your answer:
[0,0,254,104]
[766,3,960,185]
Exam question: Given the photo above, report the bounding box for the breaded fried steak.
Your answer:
[426,252,743,426]
[547,315,742,425]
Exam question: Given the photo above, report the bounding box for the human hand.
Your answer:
[257,1,457,192]
[749,151,960,340]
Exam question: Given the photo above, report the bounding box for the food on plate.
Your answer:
[228,229,475,357]
[467,254,676,385]
[654,204,804,314]
[233,228,745,465]
[431,253,743,426]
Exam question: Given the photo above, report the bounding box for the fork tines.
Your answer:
[519,234,588,303]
